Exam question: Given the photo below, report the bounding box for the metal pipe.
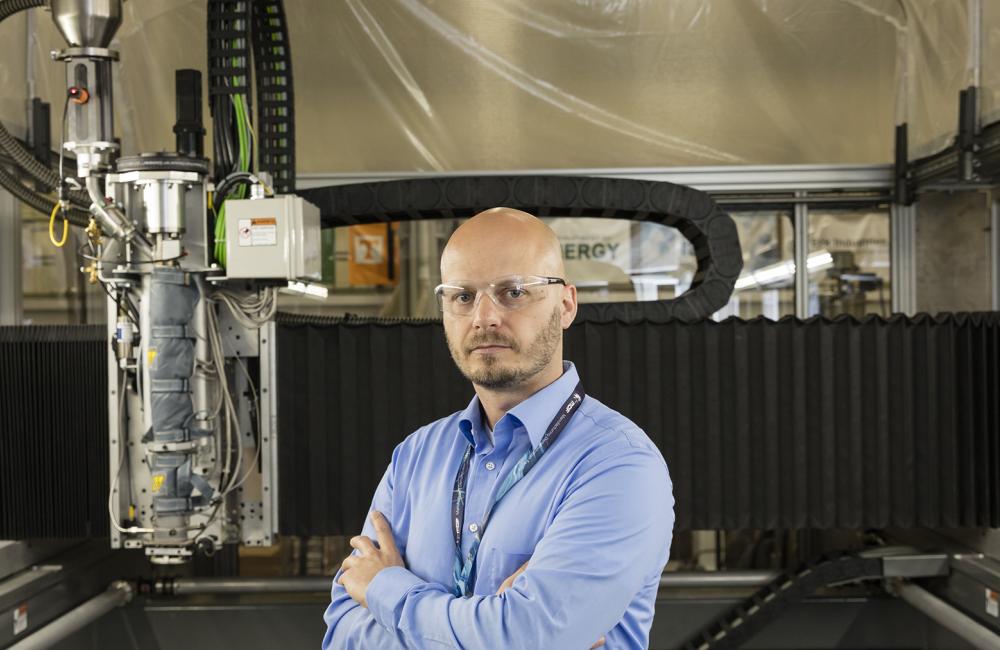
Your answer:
[717,194,891,206]
[992,198,999,311]
[172,576,335,595]
[25,8,35,140]
[660,570,779,589]
[86,175,127,239]
[793,191,810,318]
[86,175,153,258]
[9,581,132,649]
[894,581,1000,649]
[969,0,982,91]
[169,571,781,596]
[0,187,22,325]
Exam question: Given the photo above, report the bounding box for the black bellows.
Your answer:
[275,312,1000,536]
[0,326,109,538]
[1,314,998,539]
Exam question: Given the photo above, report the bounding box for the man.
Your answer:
[323,208,674,649]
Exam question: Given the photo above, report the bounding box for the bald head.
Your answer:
[441,208,565,282]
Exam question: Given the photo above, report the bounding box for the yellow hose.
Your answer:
[48,201,68,247]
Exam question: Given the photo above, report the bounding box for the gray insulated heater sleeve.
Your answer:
[147,268,200,513]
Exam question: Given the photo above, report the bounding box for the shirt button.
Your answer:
[485,461,496,471]
[469,523,479,533]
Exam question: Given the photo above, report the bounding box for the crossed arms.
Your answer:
[322,444,674,649]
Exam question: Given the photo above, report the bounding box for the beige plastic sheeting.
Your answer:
[0,0,992,171]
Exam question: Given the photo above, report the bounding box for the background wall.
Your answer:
[916,191,994,313]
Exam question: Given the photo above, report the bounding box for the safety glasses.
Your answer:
[434,275,566,316]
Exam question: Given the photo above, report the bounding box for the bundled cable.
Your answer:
[202,289,270,498]
[213,286,280,329]
[208,0,256,267]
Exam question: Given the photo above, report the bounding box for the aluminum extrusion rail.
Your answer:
[8,581,132,650]
[891,580,1000,649]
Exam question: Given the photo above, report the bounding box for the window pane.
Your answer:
[807,210,890,318]
[279,217,700,319]
[726,212,796,320]
[282,213,812,321]
[546,218,696,305]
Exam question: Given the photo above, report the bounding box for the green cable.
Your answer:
[216,29,254,268]
[215,202,227,266]
[215,94,253,268]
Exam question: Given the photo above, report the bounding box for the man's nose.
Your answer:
[472,291,502,329]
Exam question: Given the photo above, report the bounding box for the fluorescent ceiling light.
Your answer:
[735,250,833,291]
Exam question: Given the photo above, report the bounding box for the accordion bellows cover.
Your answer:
[275,312,1000,536]
[1,313,997,538]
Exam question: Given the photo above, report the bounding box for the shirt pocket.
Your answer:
[476,547,533,596]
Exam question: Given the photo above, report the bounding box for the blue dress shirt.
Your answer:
[322,362,674,649]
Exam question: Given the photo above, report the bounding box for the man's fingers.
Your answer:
[496,560,530,595]
[589,636,606,649]
[349,535,377,555]
[496,574,514,595]
[340,554,357,572]
[370,511,398,553]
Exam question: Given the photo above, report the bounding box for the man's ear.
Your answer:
[561,284,578,329]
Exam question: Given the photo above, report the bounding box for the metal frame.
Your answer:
[992,198,1000,311]
[259,320,280,544]
[299,165,896,320]
[106,296,124,549]
[891,581,1000,649]
[8,581,132,650]
[297,164,893,193]
[793,191,810,318]
[891,203,918,315]
[0,187,22,325]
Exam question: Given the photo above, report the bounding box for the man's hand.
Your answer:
[496,560,606,648]
[496,559,529,595]
[337,511,405,608]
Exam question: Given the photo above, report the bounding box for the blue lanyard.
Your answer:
[452,382,585,597]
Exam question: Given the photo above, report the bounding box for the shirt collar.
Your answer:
[457,395,487,450]
[458,361,581,451]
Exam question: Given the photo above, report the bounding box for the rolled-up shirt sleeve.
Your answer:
[363,444,674,650]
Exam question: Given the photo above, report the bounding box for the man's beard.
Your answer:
[446,306,563,391]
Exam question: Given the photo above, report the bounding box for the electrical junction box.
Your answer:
[224,195,321,280]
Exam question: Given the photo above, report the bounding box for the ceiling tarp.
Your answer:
[0,0,991,171]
